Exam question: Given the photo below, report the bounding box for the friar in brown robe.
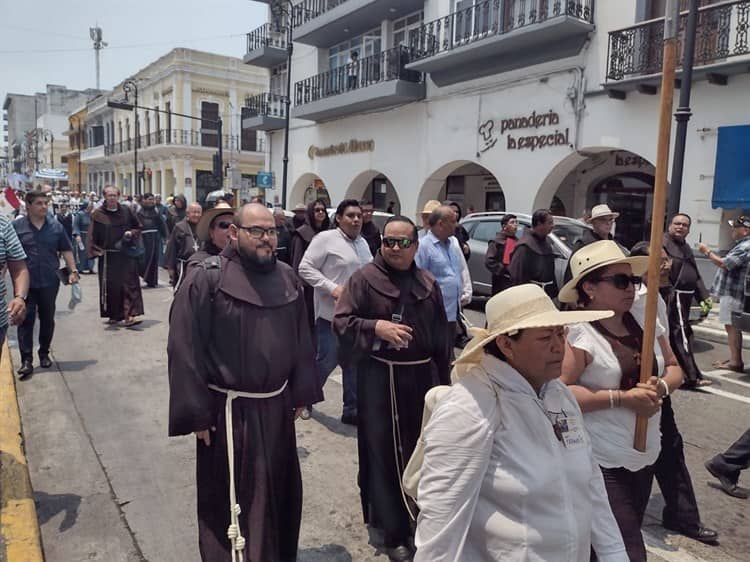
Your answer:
[333,216,450,560]
[164,202,202,288]
[509,209,559,299]
[88,186,144,323]
[168,203,322,562]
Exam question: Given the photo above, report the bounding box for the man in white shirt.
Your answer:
[298,199,372,424]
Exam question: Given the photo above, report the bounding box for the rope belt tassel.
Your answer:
[674,289,693,351]
[208,380,289,562]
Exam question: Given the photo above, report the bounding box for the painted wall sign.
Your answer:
[308,139,375,159]
[478,109,570,153]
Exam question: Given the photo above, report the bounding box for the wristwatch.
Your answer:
[14,294,27,301]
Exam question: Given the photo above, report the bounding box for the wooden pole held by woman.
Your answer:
[634,0,681,451]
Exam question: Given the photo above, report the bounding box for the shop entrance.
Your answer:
[346,170,401,214]
[417,161,504,218]
[590,172,655,250]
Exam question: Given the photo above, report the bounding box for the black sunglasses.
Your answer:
[213,220,232,230]
[597,274,642,290]
[383,237,415,249]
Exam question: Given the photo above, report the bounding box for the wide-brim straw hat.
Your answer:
[420,199,441,216]
[453,284,613,372]
[587,203,620,223]
[558,240,650,304]
[196,202,234,241]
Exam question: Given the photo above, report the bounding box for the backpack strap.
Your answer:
[199,255,222,301]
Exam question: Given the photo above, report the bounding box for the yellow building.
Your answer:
[63,105,88,192]
[101,48,268,203]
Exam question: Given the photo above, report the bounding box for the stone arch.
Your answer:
[344,169,401,213]
[417,160,504,219]
[289,172,331,208]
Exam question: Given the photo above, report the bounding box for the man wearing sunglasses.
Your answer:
[168,203,321,562]
[334,216,451,562]
[299,198,372,425]
[188,201,234,266]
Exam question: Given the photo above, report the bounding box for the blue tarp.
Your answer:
[712,124,750,209]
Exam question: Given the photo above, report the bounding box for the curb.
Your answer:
[0,341,44,562]
[693,324,750,350]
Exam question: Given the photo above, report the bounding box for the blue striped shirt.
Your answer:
[415,231,463,321]
[0,215,28,328]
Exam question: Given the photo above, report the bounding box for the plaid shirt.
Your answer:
[711,235,750,300]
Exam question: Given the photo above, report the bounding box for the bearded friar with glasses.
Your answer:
[167,204,322,562]
[334,215,451,562]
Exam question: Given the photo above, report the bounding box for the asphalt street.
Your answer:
[10,276,750,562]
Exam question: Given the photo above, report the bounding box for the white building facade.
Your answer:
[245,0,750,251]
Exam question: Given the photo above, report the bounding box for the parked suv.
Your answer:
[460,212,592,297]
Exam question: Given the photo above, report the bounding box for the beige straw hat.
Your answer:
[453,284,613,375]
[558,240,650,304]
[587,204,620,223]
[420,200,441,216]
[196,201,234,241]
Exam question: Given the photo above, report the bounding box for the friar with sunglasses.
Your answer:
[560,240,684,562]
[187,201,235,266]
[333,216,451,562]
[168,203,322,562]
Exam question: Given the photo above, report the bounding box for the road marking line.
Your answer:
[702,369,750,389]
[698,385,750,405]
[643,529,708,562]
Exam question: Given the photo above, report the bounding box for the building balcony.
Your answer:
[80,145,106,162]
[242,93,288,131]
[104,129,266,156]
[406,0,595,86]
[605,0,750,97]
[292,46,424,122]
[244,23,289,68]
[291,0,425,48]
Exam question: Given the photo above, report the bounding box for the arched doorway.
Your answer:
[290,172,330,207]
[537,148,657,250]
[417,160,504,219]
[345,170,401,214]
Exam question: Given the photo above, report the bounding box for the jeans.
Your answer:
[315,318,357,416]
[18,283,60,363]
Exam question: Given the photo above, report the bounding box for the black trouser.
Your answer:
[710,428,750,484]
[667,291,703,385]
[599,464,654,562]
[654,396,702,530]
[18,283,60,363]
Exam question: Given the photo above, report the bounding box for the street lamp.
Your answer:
[123,79,139,195]
[271,0,295,209]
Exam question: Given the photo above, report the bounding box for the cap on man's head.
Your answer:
[293,203,306,212]
[729,216,750,229]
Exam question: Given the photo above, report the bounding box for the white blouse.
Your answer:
[566,297,666,472]
[414,355,627,562]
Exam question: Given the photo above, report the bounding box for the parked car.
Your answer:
[327,208,393,231]
[460,212,592,297]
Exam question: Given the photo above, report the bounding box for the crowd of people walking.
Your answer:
[3,183,748,562]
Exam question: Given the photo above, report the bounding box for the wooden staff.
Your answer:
[634,0,681,451]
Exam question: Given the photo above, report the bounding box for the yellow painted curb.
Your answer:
[0,341,44,561]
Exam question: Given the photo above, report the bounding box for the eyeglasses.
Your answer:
[213,220,232,230]
[237,225,280,239]
[314,207,327,214]
[597,274,642,290]
[383,237,416,249]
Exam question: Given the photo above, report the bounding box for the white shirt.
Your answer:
[298,227,371,322]
[566,298,666,472]
[415,355,627,562]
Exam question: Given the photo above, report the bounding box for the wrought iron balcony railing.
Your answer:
[244,93,288,119]
[409,0,594,61]
[105,130,265,155]
[606,0,750,81]
[246,22,288,53]
[294,45,422,106]
[290,0,348,27]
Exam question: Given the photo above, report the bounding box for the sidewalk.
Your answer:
[692,309,750,350]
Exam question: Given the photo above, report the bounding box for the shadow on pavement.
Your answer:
[52,359,98,372]
[123,319,162,331]
[310,410,357,439]
[693,339,715,353]
[34,490,81,532]
[298,544,352,561]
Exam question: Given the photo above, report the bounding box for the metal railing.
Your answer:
[410,0,594,61]
[606,0,750,81]
[244,93,288,119]
[246,22,288,53]
[105,130,265,155]
[290,0,348,27]
[294,45,422,106]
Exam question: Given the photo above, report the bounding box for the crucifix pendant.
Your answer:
[193,240,199,252]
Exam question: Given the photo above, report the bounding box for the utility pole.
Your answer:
[668,0,699,220]
[90,26,108,90]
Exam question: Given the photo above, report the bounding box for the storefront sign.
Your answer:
[308,139,375,159]
[478,109,569,153]
[613,152,651,169]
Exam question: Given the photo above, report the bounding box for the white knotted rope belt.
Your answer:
[674,289,693,351]
[370,355,432,521]
[207,380,289,562]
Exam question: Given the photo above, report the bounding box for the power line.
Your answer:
[0,33,246,55]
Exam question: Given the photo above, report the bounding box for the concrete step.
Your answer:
[691,309,750,350]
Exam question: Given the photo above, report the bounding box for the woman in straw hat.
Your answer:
[414,284,628,562]
[559,240,684,561]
